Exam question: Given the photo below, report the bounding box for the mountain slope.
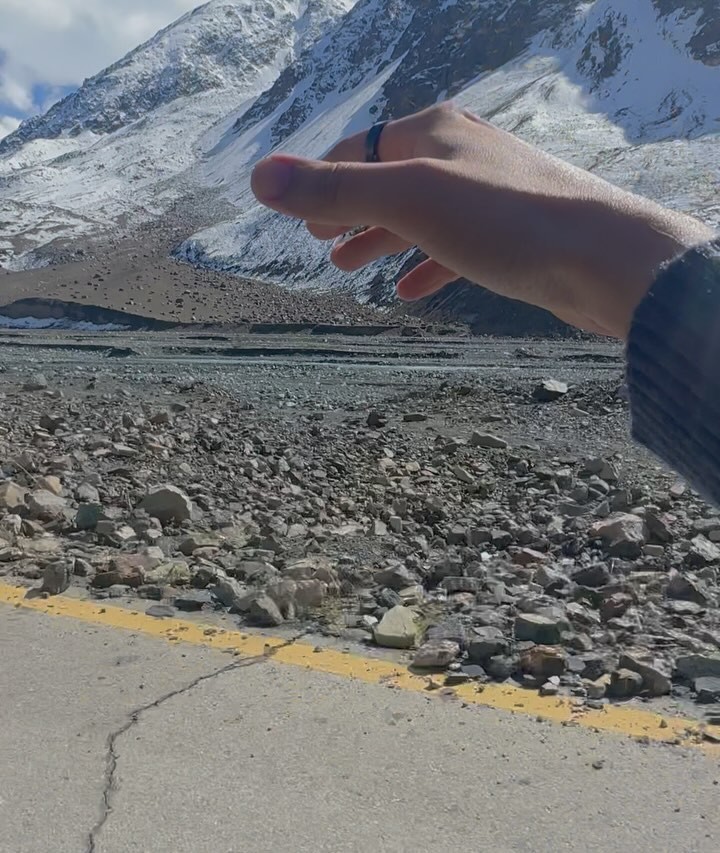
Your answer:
[1,0,718,335]
[0,0,353,269]
[178,0,719,332]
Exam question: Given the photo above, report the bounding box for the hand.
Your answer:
[251,103,715,338]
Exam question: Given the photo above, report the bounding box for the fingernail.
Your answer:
[252,158,294,202]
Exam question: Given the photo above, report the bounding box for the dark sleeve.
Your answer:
[627,238,720,504]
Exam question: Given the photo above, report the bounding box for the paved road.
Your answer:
[2,603,720,853]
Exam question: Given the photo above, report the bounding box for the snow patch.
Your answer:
[0,316,128,331]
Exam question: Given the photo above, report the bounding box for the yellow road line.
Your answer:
[1,581,718,752]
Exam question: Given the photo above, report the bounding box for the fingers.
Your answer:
[308,223,349,240]
[330,227,412,270]
[396,259,458,302]
[251,154,426,229]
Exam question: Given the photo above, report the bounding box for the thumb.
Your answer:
[251,154,417,228]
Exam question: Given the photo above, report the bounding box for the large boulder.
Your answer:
[0,482,27,513]
[138,485,193,524]
[26,489,67,522]
[373,606,419,649]
[590,513,646,558]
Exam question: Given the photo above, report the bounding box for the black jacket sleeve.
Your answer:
[627,237,720,504]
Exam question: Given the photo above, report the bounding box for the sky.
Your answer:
[0,0,203,138]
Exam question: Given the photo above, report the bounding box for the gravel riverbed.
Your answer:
[3,330,720,726]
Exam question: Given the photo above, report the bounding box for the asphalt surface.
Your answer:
[2,604,720,853]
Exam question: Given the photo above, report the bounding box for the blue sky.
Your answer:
[0,0,202,138]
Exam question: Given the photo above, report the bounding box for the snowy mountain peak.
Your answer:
[0,0,353,155]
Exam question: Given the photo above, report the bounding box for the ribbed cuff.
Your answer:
[627,238,720,504]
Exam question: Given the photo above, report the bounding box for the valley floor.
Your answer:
[2,330,720,729]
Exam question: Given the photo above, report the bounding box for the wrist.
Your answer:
[561,197,714,338]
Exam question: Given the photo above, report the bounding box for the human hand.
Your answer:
[251,103,714,338]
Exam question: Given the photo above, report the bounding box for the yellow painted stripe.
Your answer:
[1,581,718,752]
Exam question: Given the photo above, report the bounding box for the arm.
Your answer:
[628,239,720,503]
[251,103,719,498]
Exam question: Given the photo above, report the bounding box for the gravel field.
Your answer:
[3,330,720,730]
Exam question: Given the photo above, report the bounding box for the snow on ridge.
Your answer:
[181,0,720,302]
[0,316,128,332]
[0,0,353,269]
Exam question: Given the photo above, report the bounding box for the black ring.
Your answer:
[365,121,389,163]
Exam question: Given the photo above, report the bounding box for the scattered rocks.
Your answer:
[2,351,720,712]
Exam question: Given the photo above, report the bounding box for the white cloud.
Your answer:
[0,115,21,139]
[0,0,202,118]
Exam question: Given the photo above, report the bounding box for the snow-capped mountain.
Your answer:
[179,0,720,312]
[0,0,353,268]
[1,0,718,332]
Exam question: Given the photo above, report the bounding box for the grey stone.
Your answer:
[26,490,67,521]
[485,655,518,680]
[608,668,643,698]
[470,432,508,450]
[173,590,212,611]
[144,561,191,586]
[373,606,419,649]
[533,380,568,402]
[0,481,27,513]
[514,613,567,644]
[211,575,250,611]
[468,625,509,662]
[694,677,720,703]
[572,563,611,588]
[139,485,193,524]
[413,639,460,668]
[23,373,48,392]
[248,594,284,627]
[76,482,100,503]
[675,654,720,682]
[426,618,469,648]
[146,604,176,619]
[590,513,646,558]
[374,565,418,591]
[40,561,71,596]
[618,651,671,697]
[179,534,219,556]
[685,536,720,568]
[584,458,619,482]
[440,576,481,594]
[666,570,708,605]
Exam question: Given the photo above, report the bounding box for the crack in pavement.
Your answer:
[84,633,304,853]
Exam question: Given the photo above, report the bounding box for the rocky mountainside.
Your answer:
[1,0,718,334]
[180,0,720,332]
[0,0,352,268]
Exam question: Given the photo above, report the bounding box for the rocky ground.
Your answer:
[3,331,720,724]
